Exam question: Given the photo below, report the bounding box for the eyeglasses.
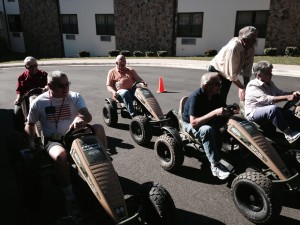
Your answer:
[210,81,222,87]
[26,64,38,69]
[55,82,71,88]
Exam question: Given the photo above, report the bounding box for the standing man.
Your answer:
[25,70,107,217]
[208,26,258,105]
[106,55,147,118]
[182,72,237,180]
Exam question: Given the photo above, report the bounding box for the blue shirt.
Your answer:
[182,88,225,127]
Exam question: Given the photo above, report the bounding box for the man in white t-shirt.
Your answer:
[24,70,107,217]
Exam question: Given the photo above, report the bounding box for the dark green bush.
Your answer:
[285,47,299,56]
[133,51,144,57]
[108,49,120,57]
[264,48,277,56]
[204,49,217,57]
[157,51,168,57]
[145,51,155,57]
[120,50,131,57]
[78,50,90,57]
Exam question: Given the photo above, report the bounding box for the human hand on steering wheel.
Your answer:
[69,116,86,130]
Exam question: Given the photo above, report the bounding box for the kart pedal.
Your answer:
[220,159,235,173]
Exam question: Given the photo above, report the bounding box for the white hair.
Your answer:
[24,56,37,66]
[200,72,219,88]
[238,26,258,40]
[47,70,67,84]
[252,61,273,77]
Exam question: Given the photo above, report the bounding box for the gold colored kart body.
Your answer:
[69,135,128,222]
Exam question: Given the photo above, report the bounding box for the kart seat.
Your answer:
[178,96,188,130]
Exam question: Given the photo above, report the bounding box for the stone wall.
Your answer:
[114,0,176,56]
[266,0,300,54]
[19,0,63,57]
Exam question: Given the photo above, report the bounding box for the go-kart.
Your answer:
[14,87,44,132]
[154,96,300,224]
[13,124,176,225]
[103,81,174,145]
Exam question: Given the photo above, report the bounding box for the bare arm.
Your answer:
[69,107,92,130]
[24,122,36,149]
[190,107,226,129]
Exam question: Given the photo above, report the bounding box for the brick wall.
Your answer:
[19,0,63,57]
[114,0,176,56]
[266,0,300,54]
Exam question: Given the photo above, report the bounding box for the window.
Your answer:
[235,11,269,38]
[95,14,114,35]
[177,13,203,37]
[7,15,22,32]
[61,14,78,34]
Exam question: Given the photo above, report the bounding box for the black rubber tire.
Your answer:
[154,134,184,172]
[130,115,152,145]
[135,182,176,225]
[231,172,282,224]
[102,103,118,127]
[14,149,42,209]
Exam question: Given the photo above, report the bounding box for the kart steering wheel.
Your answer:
[131,80,146,91]
[283,97,300,111]
[26,87,44,97]
[225,103,240,116]
[63,124,95,147]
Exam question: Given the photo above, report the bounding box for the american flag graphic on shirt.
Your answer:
[46,104,71,122]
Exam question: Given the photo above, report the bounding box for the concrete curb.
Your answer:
[1,59,300,77]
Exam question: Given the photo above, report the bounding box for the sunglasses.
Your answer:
[26,64,38,69]
[55,82,71,88]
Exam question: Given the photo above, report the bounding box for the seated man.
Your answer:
[14,56,48,131]
[182,72,231,180]
[245,61,300,144]
[24,70,107,217]
[106,54,147,117]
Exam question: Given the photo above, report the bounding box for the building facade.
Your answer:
[0,0,299,58]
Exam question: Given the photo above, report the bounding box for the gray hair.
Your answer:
[252,61,273,77]
[238,26,258,40]
[200,72,219,88]
[47,70,67,84]
[24,56,37,66]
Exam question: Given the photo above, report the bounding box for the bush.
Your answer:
[78,50,90,57]
[264,48,277,56]
[204,49,217,57]
[157,51,168,57]
[285,47,299,56]
[108,49,120,57]
[145,51,155,57]
[133,51,144,57]
[120,50,131,57]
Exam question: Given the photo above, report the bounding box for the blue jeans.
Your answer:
[117,89,135,116]
[182,121,220,163]
[250,105,300,132]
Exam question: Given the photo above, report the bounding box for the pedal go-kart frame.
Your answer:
[14,124,176,225]
[103,81,174,145]
[154,96,300,224]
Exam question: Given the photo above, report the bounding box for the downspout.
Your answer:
[172,0,178,56]
[56,0,65,57]
[2,0,11,50]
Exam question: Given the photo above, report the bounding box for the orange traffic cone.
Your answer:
[157,76,167,93]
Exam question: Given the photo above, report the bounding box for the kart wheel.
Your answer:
[231,172,282,224]
[14,149,42,209]
[130,116,152,145]
[102,103,118,127]
[154,134,184,172]
[136,182,176,225]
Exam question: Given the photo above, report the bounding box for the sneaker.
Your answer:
[284,128,300,144]
[66,198,83,218]
[211,163,230,180]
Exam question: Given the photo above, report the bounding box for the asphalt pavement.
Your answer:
[1,58,300,77]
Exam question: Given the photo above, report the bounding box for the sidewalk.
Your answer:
[1,58,300,77]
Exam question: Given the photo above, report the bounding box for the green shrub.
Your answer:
[264,48,277,56]
[204,49,217,57]
[78,51,90,57]
[157,51,168,57]
[108,49,120,57]
[145,51,155,57]
[120,50,131,57]
[133,51,144,57]
[285,47,299,56]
